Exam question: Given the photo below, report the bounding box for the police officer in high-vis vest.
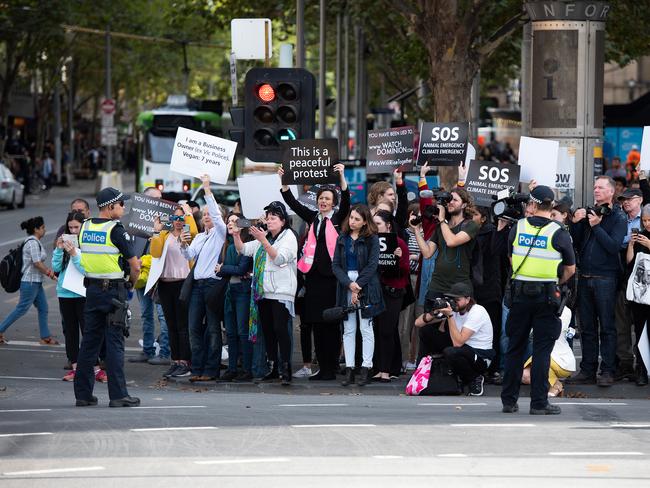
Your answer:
[501,185,575,415]
[74,187,141,407]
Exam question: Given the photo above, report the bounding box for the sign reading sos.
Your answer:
[430,126,460,142]
[478,165,511,183]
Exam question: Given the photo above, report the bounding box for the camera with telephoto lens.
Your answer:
[492,191,529,223]
[322,302,369,322]
[585,203,612,217]
[410,191,453,226]
[425,296,459,315]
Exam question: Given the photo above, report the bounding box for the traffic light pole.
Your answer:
[296,0,305,69]
[318,0,326,137]
[105,26,112,173]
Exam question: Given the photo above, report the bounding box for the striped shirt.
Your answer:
[21,237,46,283]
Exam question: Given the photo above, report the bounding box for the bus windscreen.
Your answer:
[146,133,175,163]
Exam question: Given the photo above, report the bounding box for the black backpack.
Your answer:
[0,237,39,293]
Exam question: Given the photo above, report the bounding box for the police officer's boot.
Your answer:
[341,367,355,386]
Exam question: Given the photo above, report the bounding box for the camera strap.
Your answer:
[511,222,547,279]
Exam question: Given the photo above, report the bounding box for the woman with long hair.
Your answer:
[332,204,384,386]
[0,217,57,344]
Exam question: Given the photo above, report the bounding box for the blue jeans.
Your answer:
[252,330,268,378]
[136,287,169,358]
[0,281,50,338]
[578,275,618,375]
[188,279,222,377]
[224,282,253,373]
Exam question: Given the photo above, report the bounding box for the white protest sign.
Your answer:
[61,257,86,297]
[144,239,169,296]
[640,126,650,172]
[640,323,650,374]
[518,136,559,187]
[555,146,576,190]
[170,127,237,184]
[237,174,298,219]
[465,143,476,166]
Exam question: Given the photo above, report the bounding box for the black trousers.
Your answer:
[480,300,502,374]
[299,322,313,364]
[258,299,291,367]
[313,322,341,376]
[417,321,453,362]
[59,297,86,363]
[158,280,191,361]
[443,345,488,384]
[373,290,404,373]
[501,300,561,410]
[629,302,650,372]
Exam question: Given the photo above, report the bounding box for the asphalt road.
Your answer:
[1,175,649,486]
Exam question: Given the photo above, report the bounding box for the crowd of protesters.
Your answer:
[2,148,649,398]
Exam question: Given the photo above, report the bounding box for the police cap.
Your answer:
[97,187,130,208]
[529,185,555,205]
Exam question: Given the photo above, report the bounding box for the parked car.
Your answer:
[189,183,239,210]
[0,162,25,209]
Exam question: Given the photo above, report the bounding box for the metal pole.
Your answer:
[342,14,349,159]
[335,13,342,150]
[67,56,74,183]
[470,70,480,146]
[105,26,112,173]
[53,83,62,184]
[296,0,305,68]
[354,26,364,159]
[318,0,327,138]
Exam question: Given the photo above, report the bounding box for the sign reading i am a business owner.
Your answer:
[281,139,339,185]
[366,126,414,174]
[124,193,177,238]
[416,122,469,166]
[465,160,520,208]
[377,232,399,275]
[170,127,238,184]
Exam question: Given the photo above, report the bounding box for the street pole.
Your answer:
[342,14,349,159]
[105,26,112,173]
[67,56,74,183]
[470,70,480,146]
[318,0,326,138]
[335,13,342,152]
[296,0,305,69]
[53,83,62,184]
[354,26,365,159]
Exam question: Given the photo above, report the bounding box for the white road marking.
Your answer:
[292,424,376,428]
[549,451,644,456]
[0,432,53,438]
[130,426,218,432]
[0,409,52,413]
[450,423,536,428]
[0,347,66,354]
[0,340,140,352]
[558,402,628,406]
[195,458,290,465]
[131,406,207,410]
[418,403,488,406]
[0,231,52,248]
[277,403,349,407]
[438,454,468,458]
[3,466,105,476]
[372,455,404,459]
[0,376,60,381]
[609,424,650,428]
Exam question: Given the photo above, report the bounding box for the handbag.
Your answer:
[206,254,230,315]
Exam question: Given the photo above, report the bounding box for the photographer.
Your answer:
[567,176,627,387]
[501,186,575,415]
[414,283,494,396]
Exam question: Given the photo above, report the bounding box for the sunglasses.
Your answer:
[113,201,125,207]
[170,215,185,222]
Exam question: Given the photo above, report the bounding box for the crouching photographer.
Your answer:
[414,283,495,395]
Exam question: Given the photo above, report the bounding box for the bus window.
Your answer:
[146,133,175,164]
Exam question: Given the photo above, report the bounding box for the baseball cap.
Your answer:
[529,185,555,204]
[445,282,473,298]
[96,187,130,208]
[264,201,288,220]
[618,188,643,200]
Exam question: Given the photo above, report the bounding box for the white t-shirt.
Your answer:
[452,304,493,351]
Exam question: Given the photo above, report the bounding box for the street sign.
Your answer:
[231,19,272,60]
[101,98,116,115]
[101,113,114,128]
[101,127,117,146]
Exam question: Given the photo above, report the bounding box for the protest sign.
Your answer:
[378,233,399,275]
[61,259,86,297]
[170,127,237,184]
[556,146,576,190]
[237,174,298,219]
[281,139,339,185]
[640,126,650,172]
[465,160,520,208]
[518,136,559,187]
[144,240,169,296]
[297,184,341,212]
[124,193,177,238]
[416,122,469,166]
[366,126,414,174]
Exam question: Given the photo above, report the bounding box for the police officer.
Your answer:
[501,185,576,415]
[74,187,141,407]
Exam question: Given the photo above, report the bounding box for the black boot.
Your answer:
[260,361,279,382]
[636,364,648,386]
[341,367,355,386]
[357,367,370,386]
[281,362,292,386]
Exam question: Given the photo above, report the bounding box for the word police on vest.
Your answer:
[518,233,548,249]
[81,231,107,245]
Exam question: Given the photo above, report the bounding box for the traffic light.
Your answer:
[244,67,316,162]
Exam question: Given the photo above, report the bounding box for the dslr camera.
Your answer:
[585,203,612,217]
[236,218,268,232]
[410,190,453,226]
[492,191,529,223]
[425,296,459,316]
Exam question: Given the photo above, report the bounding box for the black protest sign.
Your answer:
[282,139,339,185]
[366,126,415,174]
[416,122,469,166]
[124,193,177,238]
[297,184,341,213]
[465,160,521,208]
[378,233,399,275]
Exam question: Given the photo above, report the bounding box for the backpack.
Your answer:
[405,355,462,396]
[1,241,27,293]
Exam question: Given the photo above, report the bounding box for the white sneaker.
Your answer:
[405,361,417,371]
[292,366,312,378]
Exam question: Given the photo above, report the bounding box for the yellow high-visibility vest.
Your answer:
[79,220,123,279]
[511,218,562,282]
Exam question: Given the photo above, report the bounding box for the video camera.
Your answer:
[585,203,612,217]
[322,303,370,322]
[410,190,453,226]
[492,191,529,223]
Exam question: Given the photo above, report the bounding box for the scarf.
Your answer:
[247,243,267,343]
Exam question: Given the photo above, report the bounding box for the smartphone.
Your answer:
[61,234,78,246]
[182,223,190,233]
[236,218,253,228]
[632,228,640,235]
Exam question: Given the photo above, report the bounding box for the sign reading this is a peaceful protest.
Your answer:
[281,139,339,185]
[417,122,469,166]
[465,160,521,208]
[125,193,177,238]
[170,127,237,184]
[378,232,399,275]
[366,126,415,174]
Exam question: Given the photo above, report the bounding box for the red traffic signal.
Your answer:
[256,83,276,103]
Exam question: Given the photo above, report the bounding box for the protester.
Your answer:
[279,163,350,380]
[234,201,298,386]
[150,204,198,378]
[332,204,384,387]
[605,156,627,179]
[0,217,58,345]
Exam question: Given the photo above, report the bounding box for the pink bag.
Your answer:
[405,356,432,396]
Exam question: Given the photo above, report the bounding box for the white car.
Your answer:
[0,162,25,209]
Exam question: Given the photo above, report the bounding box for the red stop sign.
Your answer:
[101,98,116,115]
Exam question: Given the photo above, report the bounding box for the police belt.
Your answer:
[511,279,556,298]
[84,278,130,290]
